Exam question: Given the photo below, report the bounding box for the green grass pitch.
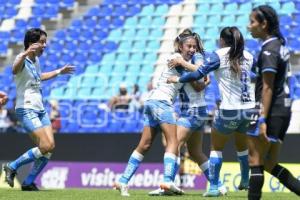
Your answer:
[0,189,297,200]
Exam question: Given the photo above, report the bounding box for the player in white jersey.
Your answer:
[3,28,74,191]
[114,29,204,196]
[168,27,255,197]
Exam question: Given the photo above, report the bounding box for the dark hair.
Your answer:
[252,5,285,45]
[220,26,245,75]
[174,29,204,55]
[24,28,47,50]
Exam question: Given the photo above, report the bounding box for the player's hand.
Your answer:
[25,43,42,56]
[0,91,8,106]
[259,122,269,143]
[59,64,75,74]
[168,57,183,68]
[167,76,179,84]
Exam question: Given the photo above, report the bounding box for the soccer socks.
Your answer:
[163,152,177,183]
[199,161,210,180]
[23,153,52,185]
[248,166,264,200]
[9,147,43,170]
[271,164,300,196]
[237,150,249,184]
[119,150,144,184]
[209,151,223,190]
[171,156,181,181]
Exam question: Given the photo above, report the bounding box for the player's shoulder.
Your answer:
[169,53,182,60]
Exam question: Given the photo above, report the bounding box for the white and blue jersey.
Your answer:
[179,47,255,134]
[13,54,50,133]
[144,53,184,127]
[177,52,208,131]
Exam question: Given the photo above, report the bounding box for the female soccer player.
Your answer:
[114,29,202,196]
[168,26,255,197]
[247,5,300,199]
[3,28,74,191]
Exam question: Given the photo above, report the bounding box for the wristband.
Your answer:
[258,116,266,124]
[55,69,61,75]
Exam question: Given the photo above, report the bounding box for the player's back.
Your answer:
[214,47,255,110]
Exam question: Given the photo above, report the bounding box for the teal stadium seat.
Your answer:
[280,2,296,15]
[236,14,248,26]
[221,15,235,27]
[129,52,144,64]
[151,17,165,28]
[135,28,149,40]
[115,53,130,63]
[138,16,152,28]
[99,63,114,74]
[196,2,209,15]
[155,4,169,16]
[139,4,155,16]
[207,15,221,27]
[122,29,136,40]
[118,41,132,52]
[101,53,116,64]
[144,52,157,64]
[223,3,238,15]
[107,29,122,41]
[146,40,160,52]
[78,87,92,97]
[149,28,163,40]
[81,76,96,87]
[209,3,223,14]
[85,65,100,74]
[193,15,207,28]
[238,2,252,14]
[123,16,138,29]
[132,41,146,52]
[113,63,127,74]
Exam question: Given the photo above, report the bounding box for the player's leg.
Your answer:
[4,109,54,189]
[203,128,230,197]
[234,132,249,190]
[160,122,183,194]
[115,126,157,196]
[247,135,269,200]
[264,116,300,196]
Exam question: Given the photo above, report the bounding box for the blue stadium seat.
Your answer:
[99,4,114,17]
[59,0,75,9]
[127,5,141,16]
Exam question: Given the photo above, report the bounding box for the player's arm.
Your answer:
[168,53,203,72]
[167,52,220,83]
[12,43,41,74]
[41,64,75,81]
[190,76,210,92]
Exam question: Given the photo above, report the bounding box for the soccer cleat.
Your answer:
[203,188,221,197]
[218,184,228,196]
[160,182,184,195]
[238,181,249,190]
[3,163,17,188]
[148,188,174,196]
[21,183,39,191]
[113,182,130,197]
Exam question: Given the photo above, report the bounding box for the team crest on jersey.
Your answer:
[263,51,271,56]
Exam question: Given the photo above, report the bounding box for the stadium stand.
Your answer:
[0,0,300,133]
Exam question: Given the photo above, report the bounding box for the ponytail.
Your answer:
[220,26,245,75]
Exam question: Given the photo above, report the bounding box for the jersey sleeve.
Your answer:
[179,52,220,83]
[192,52,204,66]
[260,49,279,74]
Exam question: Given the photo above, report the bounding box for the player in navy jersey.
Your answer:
[3,28,74,191]
[247,5,300,200]
[168,26,255,197]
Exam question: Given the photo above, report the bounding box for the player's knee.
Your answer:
[40,141,55,153]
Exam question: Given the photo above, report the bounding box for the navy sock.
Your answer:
[248,166,264,200]
[271,164,300,196]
